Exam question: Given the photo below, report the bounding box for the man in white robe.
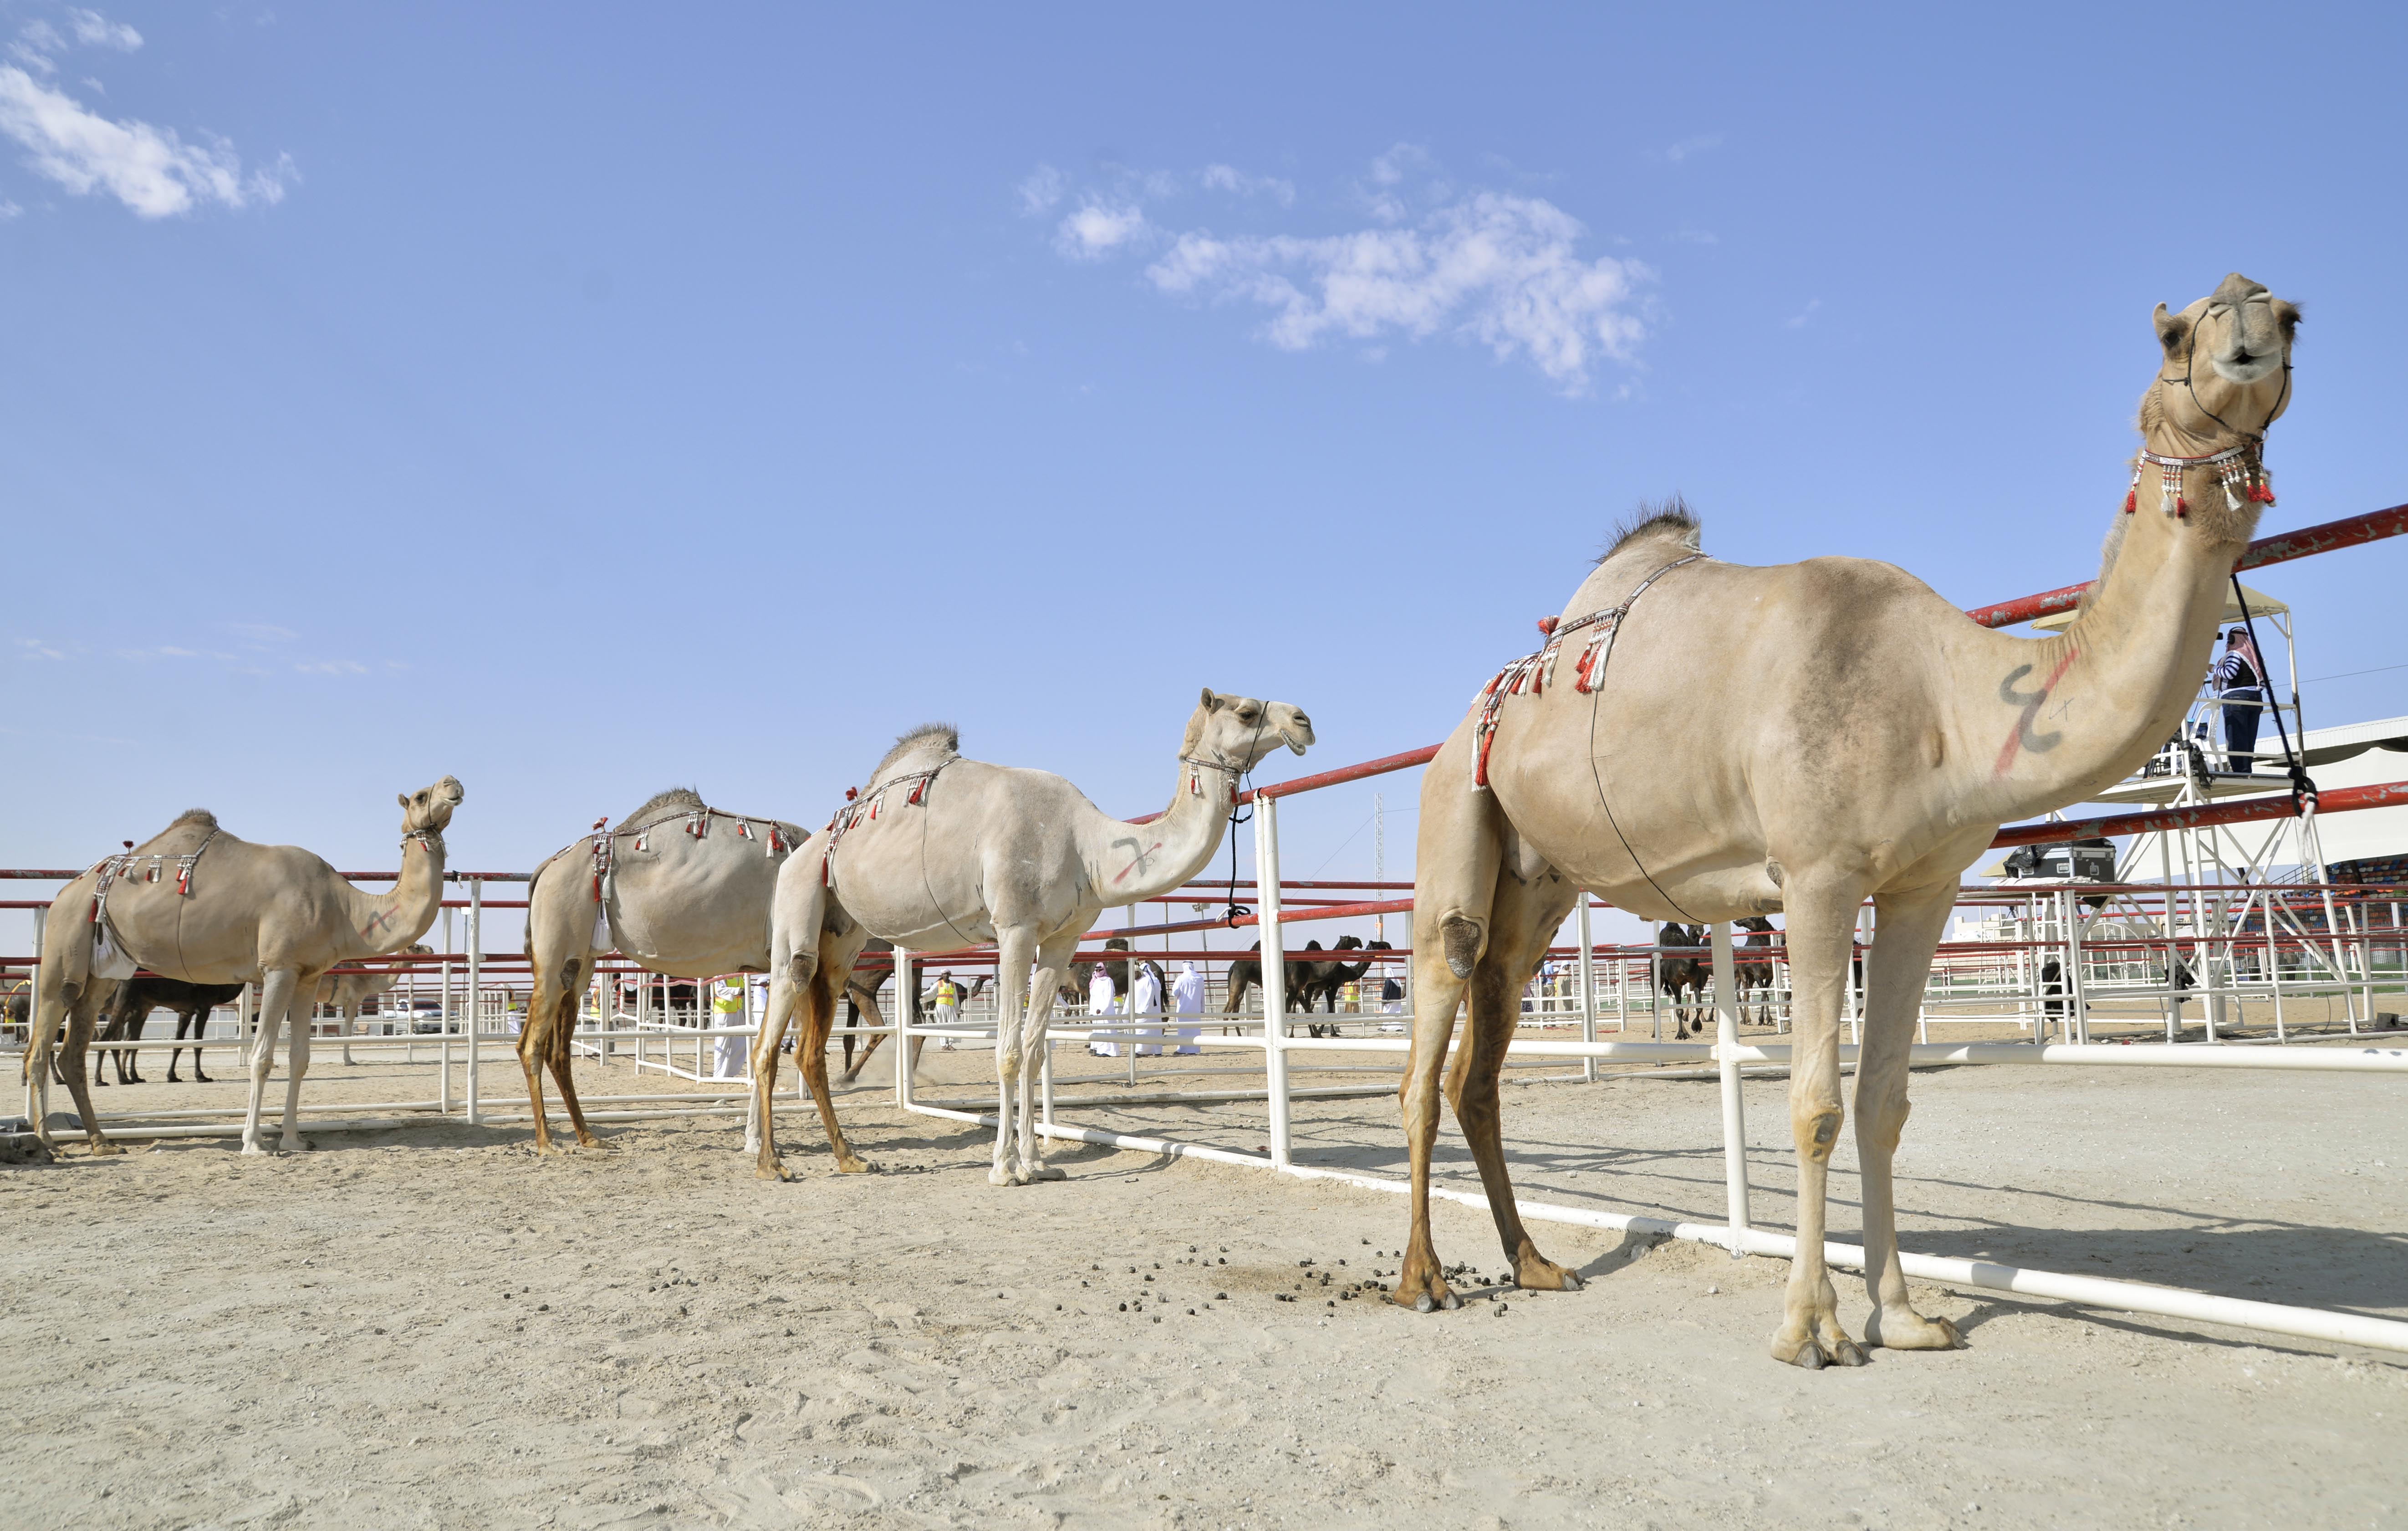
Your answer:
[1086,965,1119,1056]
[1131,963,1165,1056]
[1170,962,1206,1055]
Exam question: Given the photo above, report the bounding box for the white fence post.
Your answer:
[27,905,45,1126]
[465,879,482,1126]
[893,947,914,1110]
[1256,794,1291,1169]
[1710,920,1752,1254]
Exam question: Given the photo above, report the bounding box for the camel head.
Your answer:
[1184,689,1315,773]
[397,776,465,836]
[2145,272,2299,445]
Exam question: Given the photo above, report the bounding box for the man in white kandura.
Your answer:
[1131,961,1164,1057]
[711,976,746,1079]
[933,972,960,1050]
[1170,961,1205,1056]
[1086,963,1119,1056]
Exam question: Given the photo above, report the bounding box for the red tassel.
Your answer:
[1536,615,1559,637]
[2250,485,2277,504]
[2122,490,2136,514]
[846,786,858,801]
[2175,497,2189,518]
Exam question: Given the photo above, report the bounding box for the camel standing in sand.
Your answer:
[755,691,1314,1183]
[1399,275,2296,1369]
[520,791,807,1153]
[26,778,465,1155]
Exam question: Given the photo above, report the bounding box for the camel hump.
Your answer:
[618,787,704,830]
[1597,495,1702,564]
[171,808,218,829]
[868,722,959,783]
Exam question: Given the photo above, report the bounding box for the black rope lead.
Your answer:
[2230,572,2317,817]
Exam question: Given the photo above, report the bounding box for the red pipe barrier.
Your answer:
[1962,502,2408,629]
[1988,779,2408,849]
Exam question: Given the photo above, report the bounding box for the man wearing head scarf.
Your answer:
[1170,961,1206,1055]
[1085,963,1119,1056]
[2210,626,2266,773]
[1131,962,1165,1056]
[711,976,747,1079]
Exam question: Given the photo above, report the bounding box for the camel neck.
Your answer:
[342,833,450,955]
[1966,486,2246,823]
[1079,758,1242,907]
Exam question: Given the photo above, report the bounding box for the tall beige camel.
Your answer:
[520,791,807,1153]
[755,691,1315,1184]
[26,778,466,1156]
[1399,274,2296,1368]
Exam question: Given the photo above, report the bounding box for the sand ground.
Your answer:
[7,1034,2407,1531]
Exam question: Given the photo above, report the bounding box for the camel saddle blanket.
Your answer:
[1469,552,1705,789]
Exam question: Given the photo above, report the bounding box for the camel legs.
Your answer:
[1855,881,1965,1353]
[1443,868,1585,1294]
[241,968,313,1155]
[44,982,120,1154]
[986,927,1037,1186]
[750,946,807,1174]
[521,955,600,1152]
[1015,933,1078,1183]
[169,1006,208,1082]
[1769,878,1871,1369]
[1394,739,1505,1313]
[797,955,872,1175]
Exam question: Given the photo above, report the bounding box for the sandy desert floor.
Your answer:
[7,1035,2408,1531]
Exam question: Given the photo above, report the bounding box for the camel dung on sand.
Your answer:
[520,790,809,1154]
[26,776,465,1156]
[756,690,1313,1185]
[1398,274,2295,1370]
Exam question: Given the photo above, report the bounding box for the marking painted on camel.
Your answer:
[1109,839,1165,886]
[362,908,397,939]
[1993,647,2080,776]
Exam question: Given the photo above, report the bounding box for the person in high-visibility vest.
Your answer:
[933,973,960,1050]
[711,976,746,1079]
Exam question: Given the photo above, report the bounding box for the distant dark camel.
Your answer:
[1296,937,1394,1037]
[1222,939,1320,1030]
[94,977,246,1084]
[1734,917,1779,1027]
[1656,923,1712,1040]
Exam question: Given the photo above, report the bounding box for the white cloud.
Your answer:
[1054,200,1147,260]
[68,9,142,51]
[0,35,293,219]
[294,658,367,676]
[1664,134,1722,164]
[16,636,66,660]
[221,621,297,643]
[1144,191,1648,393]
[1784,298,1820,329]
[1200,163,1294,206]
[0,197,19,218]
[1017,163,1066,216]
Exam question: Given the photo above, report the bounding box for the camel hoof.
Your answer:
[1441,1292,1462,1311]
[1832,1337,1870,1367]
[988,1165,1017,1188]
[755,1160,793,1182]
[1560,1270,1585,1292]
[835,1157,875,1175]
[240,1141,270,1157]
[1414,1293,1435,1314]
[281,1138,313,1154]
[87,1142,126,1157]
[1025,1162,1066,1183]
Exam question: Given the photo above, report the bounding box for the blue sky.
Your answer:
[5,2,2405,952]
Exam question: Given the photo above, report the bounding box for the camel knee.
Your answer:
[1440,917,1484,980]
[1793,1102,1843,1163]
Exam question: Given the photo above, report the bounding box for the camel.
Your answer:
[1653,924,1711,1039]
[1221,940,1310,1025]
[755,690,1314,1184]
[25,777,465,1155]
[1398,274,2296,1369]
[520,790,808,1154]
[321,946,432,1064]
[1296,936,1387,1036]
[1734,917,1779,1026]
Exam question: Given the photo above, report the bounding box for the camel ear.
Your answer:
[398,793,410,809]
[2153,303,2189,355]
[2274,299,2302,343]
[1201,688,1223,711]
